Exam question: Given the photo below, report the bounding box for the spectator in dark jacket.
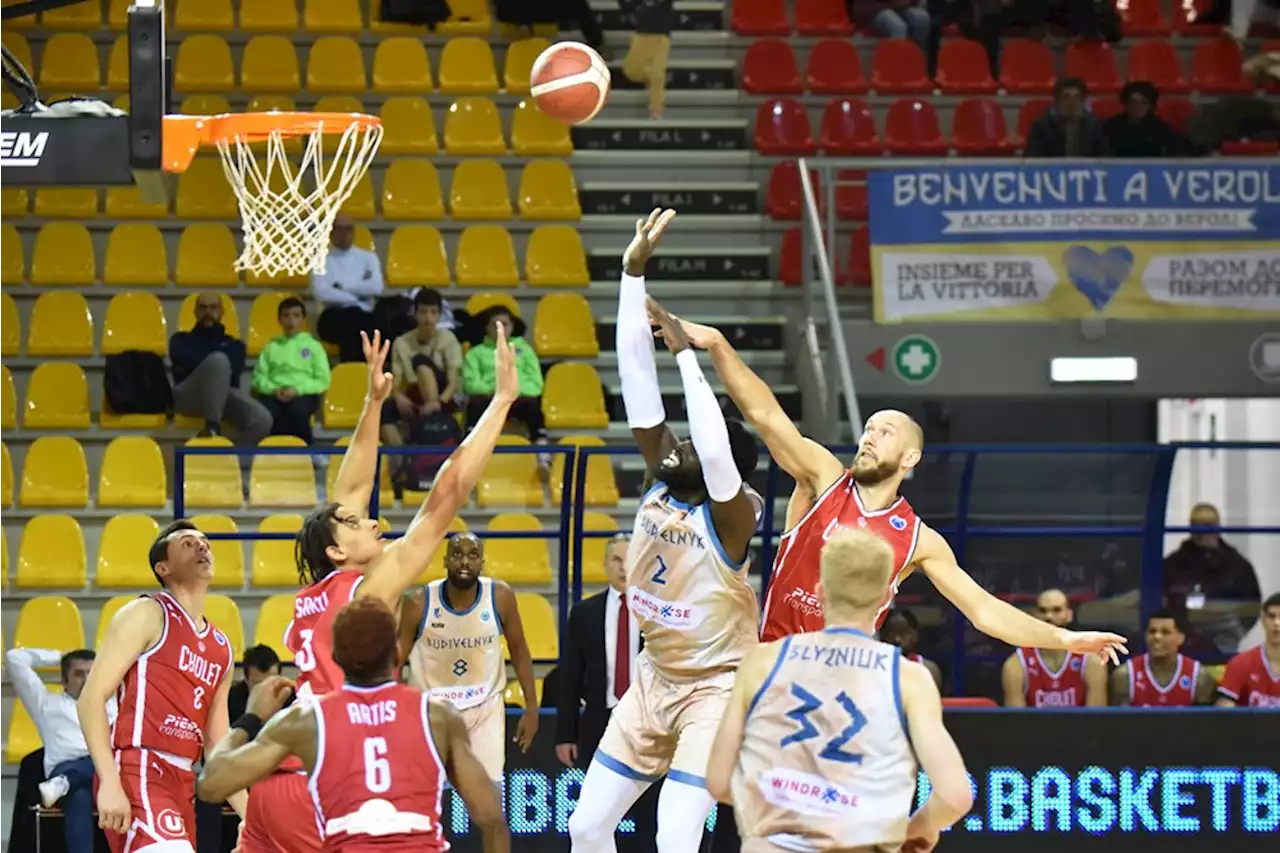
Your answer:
[1025,77,1109,158]
[170,293,271,445]
[853,1,932,52]
[1164,503,1262,604]
[1103,81,1186,157]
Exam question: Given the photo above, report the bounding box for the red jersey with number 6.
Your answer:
[310,682,447,852]
[287,571,365,703]
[762,472,921,641]
[111,591,234,762]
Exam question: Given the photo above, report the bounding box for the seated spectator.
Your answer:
[171,293,271,445]
[462,306,549,460]
[311,213,386,362]
[387,289,463,426]
[1001,589,1107,707]
[251,297,331,445]
[879,607,943,689]
[1108,609,1217,706]
[1165,502,1261,602]
[1216,593,1280,707]
[228,645,285,720]
[853,1,932,52]
[1024,77,1109,157]
[1103,82,1186,157]
[4,647,114,853]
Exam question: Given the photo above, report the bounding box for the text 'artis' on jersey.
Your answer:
[346,699,398,726]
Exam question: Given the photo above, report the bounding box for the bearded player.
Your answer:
[568,210,762,853]
[237,327,519,852]
[198,597,510,853]
[1110,609,1215,706]
[1001,589,1106,708]
[77,521,241,853]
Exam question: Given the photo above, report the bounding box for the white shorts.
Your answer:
[459,693,506,783]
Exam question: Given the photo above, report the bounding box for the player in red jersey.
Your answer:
[198,597,510,853]
[880,606,943,688]
[76,520,241,853]
[1216,592,1280,708]
[654,312,1128,663]
[1002,589,1106,707]
[1110,608,1215,706]
[236,327,520,852]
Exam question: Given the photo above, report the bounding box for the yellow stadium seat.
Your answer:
[449,159,512,220]
[112,93,129,111]
[439,0,492,34]
[486,513,551,584]
[253,594,296,660]
[503,38,551,95]
[203,594,246,656]
[175,0,233,30]
[6,698,44,762]
[31,223,95,285]
[175,158,238,219]
[239,0,299,31]
[34,187,98,218]
[416,515,467,583]
[13,596,84,659]
[95,595,132,648]
[386,225,450,288]
[20,437,88,508]
[42,0,100,27]
[174,35,235,92]
[106,35,129,89]
[107,0,133,28]
[543,363,609,429]
[242,36,300,93]
[574,512,620,584]
[381,159,446,220]
[526,225,590,286]
[178,292,240,337]
[323,363,367,429]
[104,224,168,286]
[250,436,317,507]
[104,185,169,218]
[1,187,28,219]
[246,292,297,356]
[305,0,363,32]
[444,97,506,156]
[1,224,22,284]
[550,435,620,508]
[519,160,581,220]
[27,292,93,358]
[2,30,31,71]
[182,436,243,509]
[510,100,573,156]
[0,443,8,509]
[307,36,366,92]
[323,436,394,509]
[379,96,438,155]
[338,173,375,220]
[190,514,245,588]
[372,36,432,93]
[0,295,15,356]
[179,93,232,116]
[455,225,519,288]
[476,435,542,508]
[39,33,99,90]
[100,391,166,430]
[438,37,498,94]
[533,292,598,357]
[102,291,166,355]
[369,0,426,32]
[99,437,167,508]
[24,362,90,429]
[251,514,303,586]
[465,292,521,319]
[175,224,240,287]
[313,94,363,113]
[1,367,15,429]
[16,515,86,588]
[96,514,160,587]
[511,593,558,660]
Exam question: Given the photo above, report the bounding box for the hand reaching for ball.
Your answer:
[623,208,677,276]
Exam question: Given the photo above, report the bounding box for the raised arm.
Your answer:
[429,699,510,853]
[198,678,309,803]
[330,330,395,514]
[902,659,973,850]
[494,581,539,752]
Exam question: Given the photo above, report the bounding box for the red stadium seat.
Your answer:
[1120,0,1171,36]
[732,0,789,36]
[1127,39,1189,92]
[1011,98,1052,149]
[819,98,880,155]
[942,697,999,708]
[754,99,815,155]
[883,99,947,155]
[1155,96,1196,132]
[780,227,803,287]
[742,39,802,94]
[835,176,867,221]
[935,39,996,93]
[1089,97,1124,121]
[846,226,871,288]
[794,0,853,36]
[806,39,867,94]
[1220,139,1280,156]
[1064,40,1121,93]
[870,39,931,94]
[999,39,1055,94]
[950,98,1014,155]
[765,161,820,221]
[1191,37,1251,92]
[1174,0,1221,36]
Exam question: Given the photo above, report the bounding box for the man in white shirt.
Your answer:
[5,647,116,852]
[311,213,387,362]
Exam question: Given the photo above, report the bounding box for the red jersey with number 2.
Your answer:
[311,682,447,852]
[1128,653,1199,706]
[287,571,365,702]
[1017,648,1088,707]
[762,471,921,642]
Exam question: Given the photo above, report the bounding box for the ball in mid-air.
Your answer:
[529,42,612,125]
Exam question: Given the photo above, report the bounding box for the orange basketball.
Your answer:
[529,42,611,125]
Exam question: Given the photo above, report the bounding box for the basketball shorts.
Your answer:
[99,748,196,853]
[460,693,506,783]
[239,770,323,853]
[595,653,734,785]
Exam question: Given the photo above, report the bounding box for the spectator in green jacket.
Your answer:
[462,306,549,458]
[251,297,332,444]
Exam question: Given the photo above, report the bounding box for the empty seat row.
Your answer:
[779,225,871,289]
[743,36,1259,97]
[2,222,589,289]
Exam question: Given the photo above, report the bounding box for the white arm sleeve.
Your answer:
[675,349,742,503]
[617,273,666,429]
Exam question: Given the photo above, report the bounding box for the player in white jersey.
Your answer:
[568,210,764,853]
[707,528,973,853]
[399,532,540,783]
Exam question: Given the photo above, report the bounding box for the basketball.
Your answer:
[529,42,612,125]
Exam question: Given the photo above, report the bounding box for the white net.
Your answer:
[216,118,383,277]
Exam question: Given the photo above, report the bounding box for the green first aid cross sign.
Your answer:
[891,335,940,384]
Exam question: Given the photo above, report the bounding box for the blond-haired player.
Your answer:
[568,210,763,853]
[707,528,973,853]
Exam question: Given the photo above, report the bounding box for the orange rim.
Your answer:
[162,111,382,173]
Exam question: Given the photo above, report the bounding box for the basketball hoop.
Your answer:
[162,111,383,277]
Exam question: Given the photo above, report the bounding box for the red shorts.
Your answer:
[239,771,323,853]
[97,749,196,853]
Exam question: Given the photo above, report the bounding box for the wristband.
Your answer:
[232,713,264,740]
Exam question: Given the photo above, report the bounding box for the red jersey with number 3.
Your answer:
[1017,648,1088,708]
[1128,653,1199,706]
[1217,645,1280,707]
[111,591,233,762]
[310,682,447,852]
[287,571,365,702]
[762,472,921,641]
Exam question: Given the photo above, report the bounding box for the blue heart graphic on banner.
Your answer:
[1063,246,1134,312]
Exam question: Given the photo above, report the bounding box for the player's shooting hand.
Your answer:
[646,296,690,355]
[514,709,539,752]
[555,742,578,767]
[96,778,132,835]
[494,322,519,405]
[658,312,723,351]
[361,330,394,403]
[1065,630,1129,666]
[247,675,296,720]
[622,208,677,276]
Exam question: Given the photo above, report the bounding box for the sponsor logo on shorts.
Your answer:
[627,588,705,630]
[758,769,859,817]
[430,684,490,708]
[160,713,202,742]
[155,808,187,839]
[782,586,823,618]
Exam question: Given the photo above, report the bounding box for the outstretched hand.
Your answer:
[1064,630,1129,666]
[650,306,723,352]
[646,296,690,355]
[493,322,519,404]
[361,330,394,403]
[622,208,677,276]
